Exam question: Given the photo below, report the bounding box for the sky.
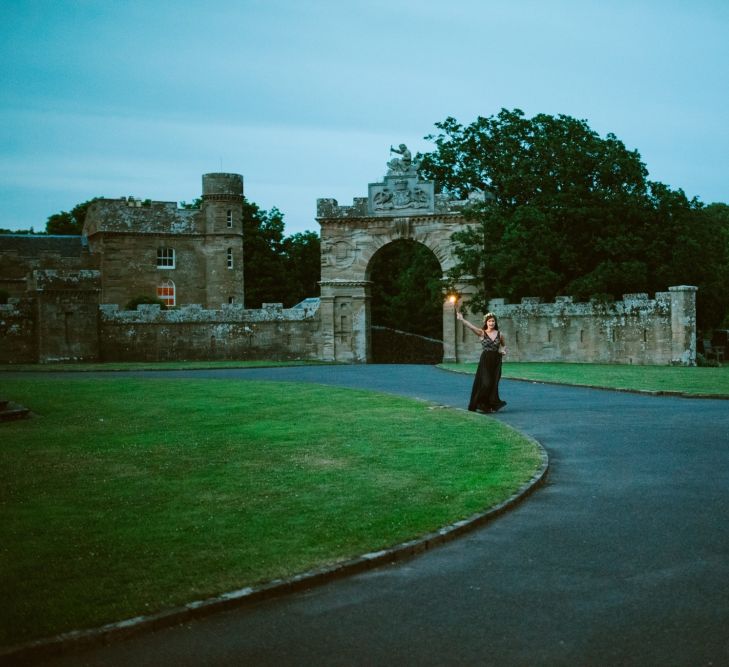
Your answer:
[1,0,728,235]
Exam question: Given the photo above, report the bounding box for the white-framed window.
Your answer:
[157,247,175,269]
[157,279,176,307]
[227,247,233,269]
[226,209,233,227]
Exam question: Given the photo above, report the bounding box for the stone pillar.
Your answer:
[319,280,371,363]
[446,283,479,363]
[352,288,372,363]
[669,285,698,366]
[318,291,336,362]
[442,296,458,363]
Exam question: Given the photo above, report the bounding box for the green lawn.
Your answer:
[439,361,729,396]
[0,377,542,647]
[0,359,331,373]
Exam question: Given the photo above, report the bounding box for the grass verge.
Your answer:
[0,360,332,373]
[439,361,729,396]
[1,377,541,647]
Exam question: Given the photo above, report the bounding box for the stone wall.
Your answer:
[0,234,97,299]
[98,302,321,362]
[453,286,697,366]
[30,270,102,363]
[0,269,321,364]
[0,269,102,363]
[0,298,36,363]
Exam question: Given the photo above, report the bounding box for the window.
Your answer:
[157,247,175,269]
[226,209,233,227]
[227,247,233,269]
[157,279,176,307]
[228,296,235,304]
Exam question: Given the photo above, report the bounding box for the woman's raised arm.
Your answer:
[457,311,483,337]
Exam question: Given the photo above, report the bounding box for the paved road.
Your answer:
[39,366,729,666]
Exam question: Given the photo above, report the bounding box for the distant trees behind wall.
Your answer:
[242,199,321,308]
[419,108,729,329]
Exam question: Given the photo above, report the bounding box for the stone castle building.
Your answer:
[84,172,244,309]
[0,152,698,365]
[0,173,244,309]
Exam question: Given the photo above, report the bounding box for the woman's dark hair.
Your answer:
[482,312,499,330]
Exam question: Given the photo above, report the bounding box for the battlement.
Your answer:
[202,173,244,200]
[316,192,474,219]
[485,291,674,315]
[456,285,697,366]
[99,299,319,324]
[84,198,199,235]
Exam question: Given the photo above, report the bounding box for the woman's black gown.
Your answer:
[468,330,506,413]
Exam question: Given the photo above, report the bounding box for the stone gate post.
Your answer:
[669,285,698,366]
[442,295,458,363]
[319,280,371,363]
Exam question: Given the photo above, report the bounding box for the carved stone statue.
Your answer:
[368,143,434,215]
[387,144,418,176]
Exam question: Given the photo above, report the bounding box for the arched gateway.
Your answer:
[317,146,477,363]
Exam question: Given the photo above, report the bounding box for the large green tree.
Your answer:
[419,108,729,327]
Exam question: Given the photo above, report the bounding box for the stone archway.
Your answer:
[316,146,478,363]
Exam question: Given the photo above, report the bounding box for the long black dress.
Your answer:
[468,330,506,413]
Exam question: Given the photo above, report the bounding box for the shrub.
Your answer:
[125,295,167,310]
[696,353,720,368]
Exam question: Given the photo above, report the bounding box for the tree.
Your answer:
[242,202,322,308]
[281,231,321,306]
[419,108,729,327]
[0,227,36,234]
[179,198,202,209]
[659,199,729,328]
[242,200,288,308]
[45,198,102,235]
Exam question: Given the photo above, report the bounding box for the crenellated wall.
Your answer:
[0,267,321,364]
[0,285,697,365]
[453,286,697,366]
[98,301,321,362]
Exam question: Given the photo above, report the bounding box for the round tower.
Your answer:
[201,172,245,308]
[202,173,244,200]
[202,173,244,232]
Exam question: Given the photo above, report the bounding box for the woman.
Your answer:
[457,311,507,413]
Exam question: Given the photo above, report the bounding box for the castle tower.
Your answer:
[201,173,245,308]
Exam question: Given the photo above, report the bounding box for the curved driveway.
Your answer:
[44,365,729,666]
